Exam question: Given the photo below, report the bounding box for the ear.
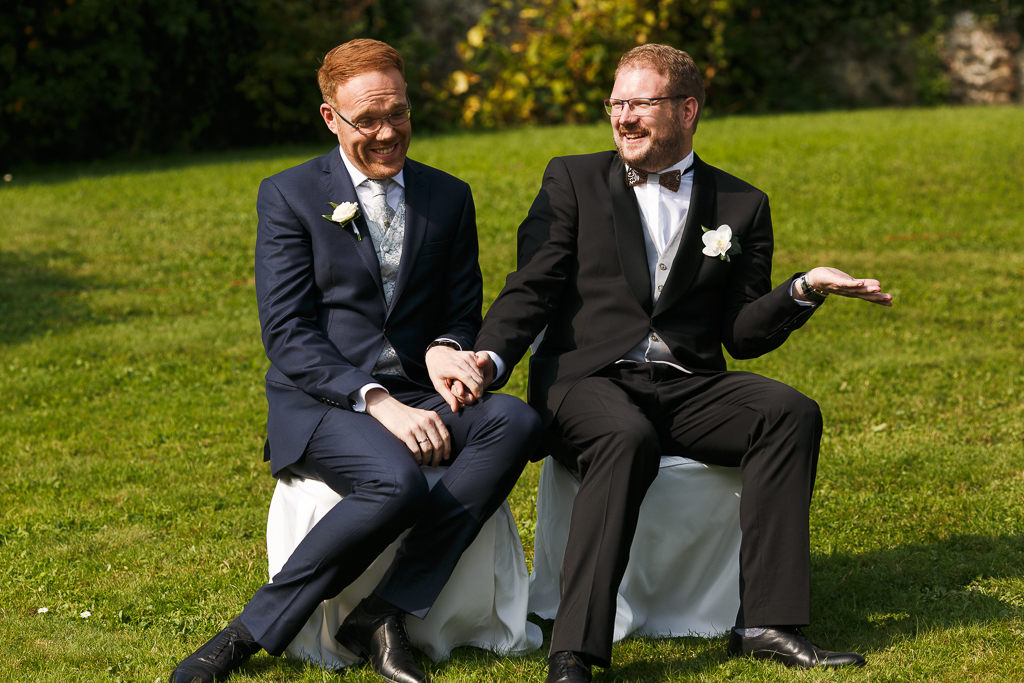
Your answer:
[320,103,339,135]
[679,97,700,132]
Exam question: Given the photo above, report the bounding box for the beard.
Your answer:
[613,119,687,173]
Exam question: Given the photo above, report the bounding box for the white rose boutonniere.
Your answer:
[323,201,362,240]
[701,224,741,261]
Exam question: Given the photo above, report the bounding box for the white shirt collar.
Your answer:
[339,145,405,190]
[657,150,694,176]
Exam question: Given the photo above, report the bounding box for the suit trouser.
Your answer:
[545,362,821,667]
[240,381,541,655]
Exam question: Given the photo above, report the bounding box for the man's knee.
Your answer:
[356,460,429,525]
[389,463,430,507]
[756,380,821,428]
[614,418,660,457]
[575,415,660,480]
[779,388,822,430]
[503,396,544,442]
[479,394,543,445]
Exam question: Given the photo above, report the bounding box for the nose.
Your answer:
[617,102,640,125]
[375,121,398,141]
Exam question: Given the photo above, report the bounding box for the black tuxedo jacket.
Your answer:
[475,151,815,431]
[255,147,482,475]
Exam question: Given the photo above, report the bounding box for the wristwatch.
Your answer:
[427,339,462,351]
[797,274,828,303]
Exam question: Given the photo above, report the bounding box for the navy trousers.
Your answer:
[240,380,541,655]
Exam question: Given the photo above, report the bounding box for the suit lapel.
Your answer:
[388,159,428,317]
[653,155,716,317]
[320,148,385,299]
[609,156,653,314]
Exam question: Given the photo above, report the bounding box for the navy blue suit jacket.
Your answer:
[255,147,482,476]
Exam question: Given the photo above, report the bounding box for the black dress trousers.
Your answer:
[545,362,821,667]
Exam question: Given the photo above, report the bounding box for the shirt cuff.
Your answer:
[481,351,506,383]
[790,279,818,307]
[350,383,387,412]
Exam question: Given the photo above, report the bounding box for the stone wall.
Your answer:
[940,12,1023,104]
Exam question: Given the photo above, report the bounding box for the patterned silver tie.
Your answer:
[367,178,395,230]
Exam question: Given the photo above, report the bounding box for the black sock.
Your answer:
[362,593,401,616]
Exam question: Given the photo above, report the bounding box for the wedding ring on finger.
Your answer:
[417,438,430,444]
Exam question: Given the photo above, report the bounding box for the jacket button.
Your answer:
[384,327,392,337]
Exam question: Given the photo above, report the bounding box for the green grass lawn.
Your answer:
[1,105,1022,682]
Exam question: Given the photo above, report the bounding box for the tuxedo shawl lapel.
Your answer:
[652,155,716,317]
[609,156,654,314]
[319,148,385,299]
[388,159,428,317]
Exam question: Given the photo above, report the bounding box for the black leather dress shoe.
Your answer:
[168,617,261,682]
[545,651,593,683]
[335,599,430,683]
[727,627,866,669]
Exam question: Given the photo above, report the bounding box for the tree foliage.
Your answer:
[450,0,1022,127]
[1,0,1019,165]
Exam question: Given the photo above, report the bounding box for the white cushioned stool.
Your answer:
[266,466,542,668]
[529,455,742,640]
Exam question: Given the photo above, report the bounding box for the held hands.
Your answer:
[801,267,893,306]
[364,388,451,466]
[425,346,495,411]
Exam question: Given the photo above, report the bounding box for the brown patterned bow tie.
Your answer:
[626,167,681,192]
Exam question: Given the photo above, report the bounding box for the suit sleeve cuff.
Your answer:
[350,383,387,413]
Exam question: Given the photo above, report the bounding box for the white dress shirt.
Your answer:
[617,152,696,372]
[339,149,405,412]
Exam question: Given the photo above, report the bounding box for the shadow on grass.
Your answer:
[0,249,103,346]
[813,533,1024,649]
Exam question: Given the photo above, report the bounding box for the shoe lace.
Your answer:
[556,653,589,678]
[204,627,254,666]
[785,626,832,658]
[393,613,414,650]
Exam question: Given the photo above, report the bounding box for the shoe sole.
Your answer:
[747,650,866,669]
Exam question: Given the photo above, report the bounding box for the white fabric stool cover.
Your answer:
[267,467,542,668]
[529,456,742,640]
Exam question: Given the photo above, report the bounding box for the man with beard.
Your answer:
[437,44,892,681]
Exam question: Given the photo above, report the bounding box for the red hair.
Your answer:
[318,39,405,107]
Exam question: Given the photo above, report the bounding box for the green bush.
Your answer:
[0,0,400,164]
[452,0,1022,126]
[2,0,1020,165]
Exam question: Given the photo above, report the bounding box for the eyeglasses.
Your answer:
[333,106,412,134]
[603,96,684,117]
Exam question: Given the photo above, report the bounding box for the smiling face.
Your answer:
[320,68,411,179]
[610,67,696,173]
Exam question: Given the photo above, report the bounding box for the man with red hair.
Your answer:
[169,39,540,683]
